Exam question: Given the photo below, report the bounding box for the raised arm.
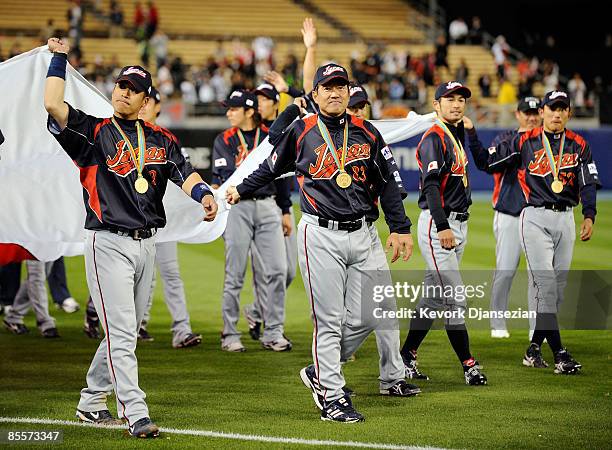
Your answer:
[44,38,70,130]
[301,18,317,93]
[463,116,520,173]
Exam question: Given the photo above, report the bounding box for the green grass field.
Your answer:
[1,199,611,449]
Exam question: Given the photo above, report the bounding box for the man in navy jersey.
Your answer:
[470,90,600,374]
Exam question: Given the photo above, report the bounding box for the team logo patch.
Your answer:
[271,151,278,166]
[230,91,243,98]
[588,162,598,174]
[309,143,371,179]
[381,146,393,160]
[549,91,568,99]
[427,161,438,172]
[393,171,402,183]
[123,67,147,78]
[349,85,363,96]
[446,81,463,89]
[322,65,344,76]
[214,157,227,167]
[488,146,497,154]
[528,148,579,177]
[106,141,166,176]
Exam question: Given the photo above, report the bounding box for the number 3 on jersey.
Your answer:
[352,165,366,182]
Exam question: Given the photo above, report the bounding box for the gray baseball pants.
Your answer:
[4,260,56,332]
[246,207,297,324]
[298,213,380,403]
[490,211,522,331]
[339,223,406,389]
[415,209,468,326]
[519,206,574,316]
[221,198,287,345]
[141,241,193,346]
[77,230,156,426]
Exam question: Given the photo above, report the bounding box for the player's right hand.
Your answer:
[225,186,241,205]
[438,229,456,250]
[47,37,70,54]
[293,97,307,116]
[301,18,317,48]
[264,71,289,93]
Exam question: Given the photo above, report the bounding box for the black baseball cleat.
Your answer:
[300,364,324,410]
[76,409,122,425]
[41,327,60,338]
[243,306,262,341]
[128,417,160,438]
[138,327,154,342]
[523,343,549,368]
[321,395,365,423]
[402,351,429,380]
[4,320,29,335]
[173,333,203,349]
[553,348,582,375]
[380,379,421,397]
[463,359,488,385]
[83,317,101,339]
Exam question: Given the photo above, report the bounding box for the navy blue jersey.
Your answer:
[472,127,600,217]
[238,112,411,233]
[488,129,527,216]
[416,122,485,213]
[48,104,195,231]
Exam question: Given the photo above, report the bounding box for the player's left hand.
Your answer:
[462,116,474,130]
[225,186,241,205]
[202,194,218,221]
[264,71,289,94]
[386,232,413,263]
[580,217,593,241]
[282,213,293,236]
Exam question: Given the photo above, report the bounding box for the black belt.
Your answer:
[318,217,364,232]
[106,227,157,240]
[447,211,470,222]
[541,203,569,212]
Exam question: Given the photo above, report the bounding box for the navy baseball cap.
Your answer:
[348,82,369,107]
[116,65,152,94]
[254,83,280,102]
[542,90,570,108]
[313,63,350,89]
[148,86,161,104]
[434,81,472,100]
[222,89,258,109]
[517,96,541,112]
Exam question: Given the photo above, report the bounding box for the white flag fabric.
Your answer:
[0,47,435,261]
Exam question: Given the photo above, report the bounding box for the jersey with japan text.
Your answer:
[489,129,527,216]
[48,104,195,231]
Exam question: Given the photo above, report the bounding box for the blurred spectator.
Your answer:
[282,52,298,85]
[478,73,492,98]
[67,0,83,50]
[146,1,159,40]
[568,72,587,112]
[134,1,145,41]
[497,77,518,126]
[180,71,198,105]
[468,17,483,45]
[109,1,124,38]
[157,59,174,96]
[198,74,215,104]
[150,28,168,69]
[170,56,186,93]
[454,58,469,85]
[39,19,56,44]
[0,43,4,63]
[434,35,449,70]
[541,59,559,92]
[449,17,468,44]
[9,41,22,59]
[388,77,405,100]
[517,74,533,98]
[491,35,509,80]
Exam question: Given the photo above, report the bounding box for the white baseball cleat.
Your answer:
[60,297,80,313]
[491,329,510,338]
[221,341,246,352]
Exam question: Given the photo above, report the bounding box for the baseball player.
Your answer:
[470,90,599,374]
[137,86,202,349]
[83,295,101,339]
[340,81,419,396]
[488,97,542,338]
[400,81,488,386]
[213,89,291,352]
[44,37,217,437]
[243,83,296,341]
[47,257,80,313]
[227,64,414,422]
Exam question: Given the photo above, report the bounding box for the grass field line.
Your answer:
[0,417,450,450]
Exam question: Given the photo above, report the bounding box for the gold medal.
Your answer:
[135,176,149,194]
[551,179,563,194]
[336,171,352,188]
